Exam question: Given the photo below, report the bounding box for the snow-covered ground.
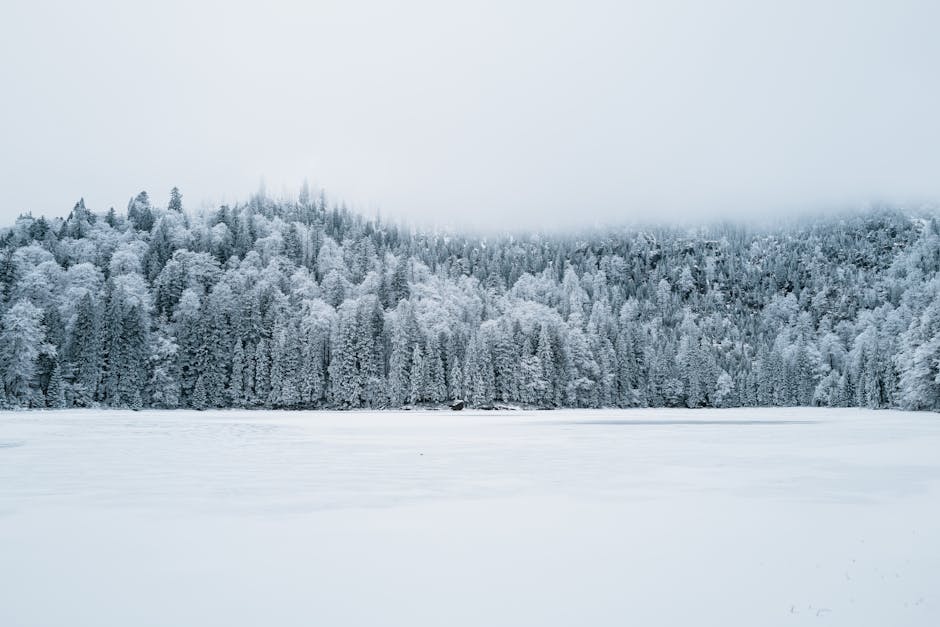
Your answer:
[1,408,938,626]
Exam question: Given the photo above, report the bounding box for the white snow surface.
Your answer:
[1,407,938,626]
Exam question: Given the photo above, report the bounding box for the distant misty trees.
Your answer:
[1,186,940,411]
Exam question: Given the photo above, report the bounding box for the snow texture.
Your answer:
[1,407,938,626]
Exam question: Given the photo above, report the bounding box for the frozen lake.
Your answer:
[1,408,938,626]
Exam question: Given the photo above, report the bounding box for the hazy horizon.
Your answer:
[2,0,939,229]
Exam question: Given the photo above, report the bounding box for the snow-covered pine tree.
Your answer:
[46,359,66,408]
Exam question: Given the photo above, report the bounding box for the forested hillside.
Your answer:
[2,187,940,411]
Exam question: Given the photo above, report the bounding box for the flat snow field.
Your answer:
[1,408,938,627]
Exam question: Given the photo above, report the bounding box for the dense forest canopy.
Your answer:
[2,186,940,411]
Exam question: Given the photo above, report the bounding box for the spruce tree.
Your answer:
[229,338,246,407]
[168,187,183,213]
[409,344,425,405]
[46,360,66,408]
[191,376,208,410]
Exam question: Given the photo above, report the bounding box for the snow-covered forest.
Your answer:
[3,187,940,411]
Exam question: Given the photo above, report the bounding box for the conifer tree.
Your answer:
[229,338,246,407]
[168,187,183,213]
[409,343,426,405]
[46,360,66,408]
[192,375,208,410]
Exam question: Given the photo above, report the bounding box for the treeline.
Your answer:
[2,186,940,411]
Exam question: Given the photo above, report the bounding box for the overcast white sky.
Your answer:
[1,0,939,229]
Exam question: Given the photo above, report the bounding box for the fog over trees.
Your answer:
[2,187,940,411]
